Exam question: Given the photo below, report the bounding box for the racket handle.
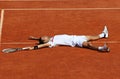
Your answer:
[17,48,23,51]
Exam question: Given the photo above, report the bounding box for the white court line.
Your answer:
[1,41,120,44]
[3,8,120,11]
[92,41,120,44]
[0,9,4,45]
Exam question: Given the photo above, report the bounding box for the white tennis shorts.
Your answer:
[73,35,88,47]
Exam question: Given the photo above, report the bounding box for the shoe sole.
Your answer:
[103,43,110,52]
[106,48,110,52]
[104,26,108,38]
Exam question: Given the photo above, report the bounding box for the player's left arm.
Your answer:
[22,43,50,50]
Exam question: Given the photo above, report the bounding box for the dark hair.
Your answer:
[38,37,44,44]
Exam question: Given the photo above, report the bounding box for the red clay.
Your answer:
[1,0,120,9]
[0,1,120,79]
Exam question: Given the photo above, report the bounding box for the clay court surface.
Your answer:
[0,0,120,79]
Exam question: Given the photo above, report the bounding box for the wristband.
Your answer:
[34,46,38,50]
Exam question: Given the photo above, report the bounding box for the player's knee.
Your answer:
[82,42,91,48]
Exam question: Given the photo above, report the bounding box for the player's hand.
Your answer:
[28,36,40,40]
[23,47,34,50]
[28,36,35,40]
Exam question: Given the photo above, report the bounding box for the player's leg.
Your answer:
[86,35,100,41]
[86,26,108,41]
[82,42,110,52]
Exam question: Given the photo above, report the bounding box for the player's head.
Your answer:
[39,36,50,44]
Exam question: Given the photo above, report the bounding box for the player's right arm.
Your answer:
[2,43,51,53]
[22,43,50,50]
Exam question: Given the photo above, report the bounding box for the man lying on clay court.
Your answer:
[2,26,110,53]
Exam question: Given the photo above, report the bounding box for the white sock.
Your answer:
[99,33,104,38]
[98,46,103,51]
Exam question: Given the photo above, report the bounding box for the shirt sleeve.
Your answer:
[47,41,54,48]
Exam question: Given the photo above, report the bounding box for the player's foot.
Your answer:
[99,43,110,52]
[102,26,108,38]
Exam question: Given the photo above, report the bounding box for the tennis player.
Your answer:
[2,26,110,53]
[21,26,110,52]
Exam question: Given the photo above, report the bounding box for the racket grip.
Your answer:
[17,48,23,51]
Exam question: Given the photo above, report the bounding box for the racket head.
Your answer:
[2,48,18,53]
